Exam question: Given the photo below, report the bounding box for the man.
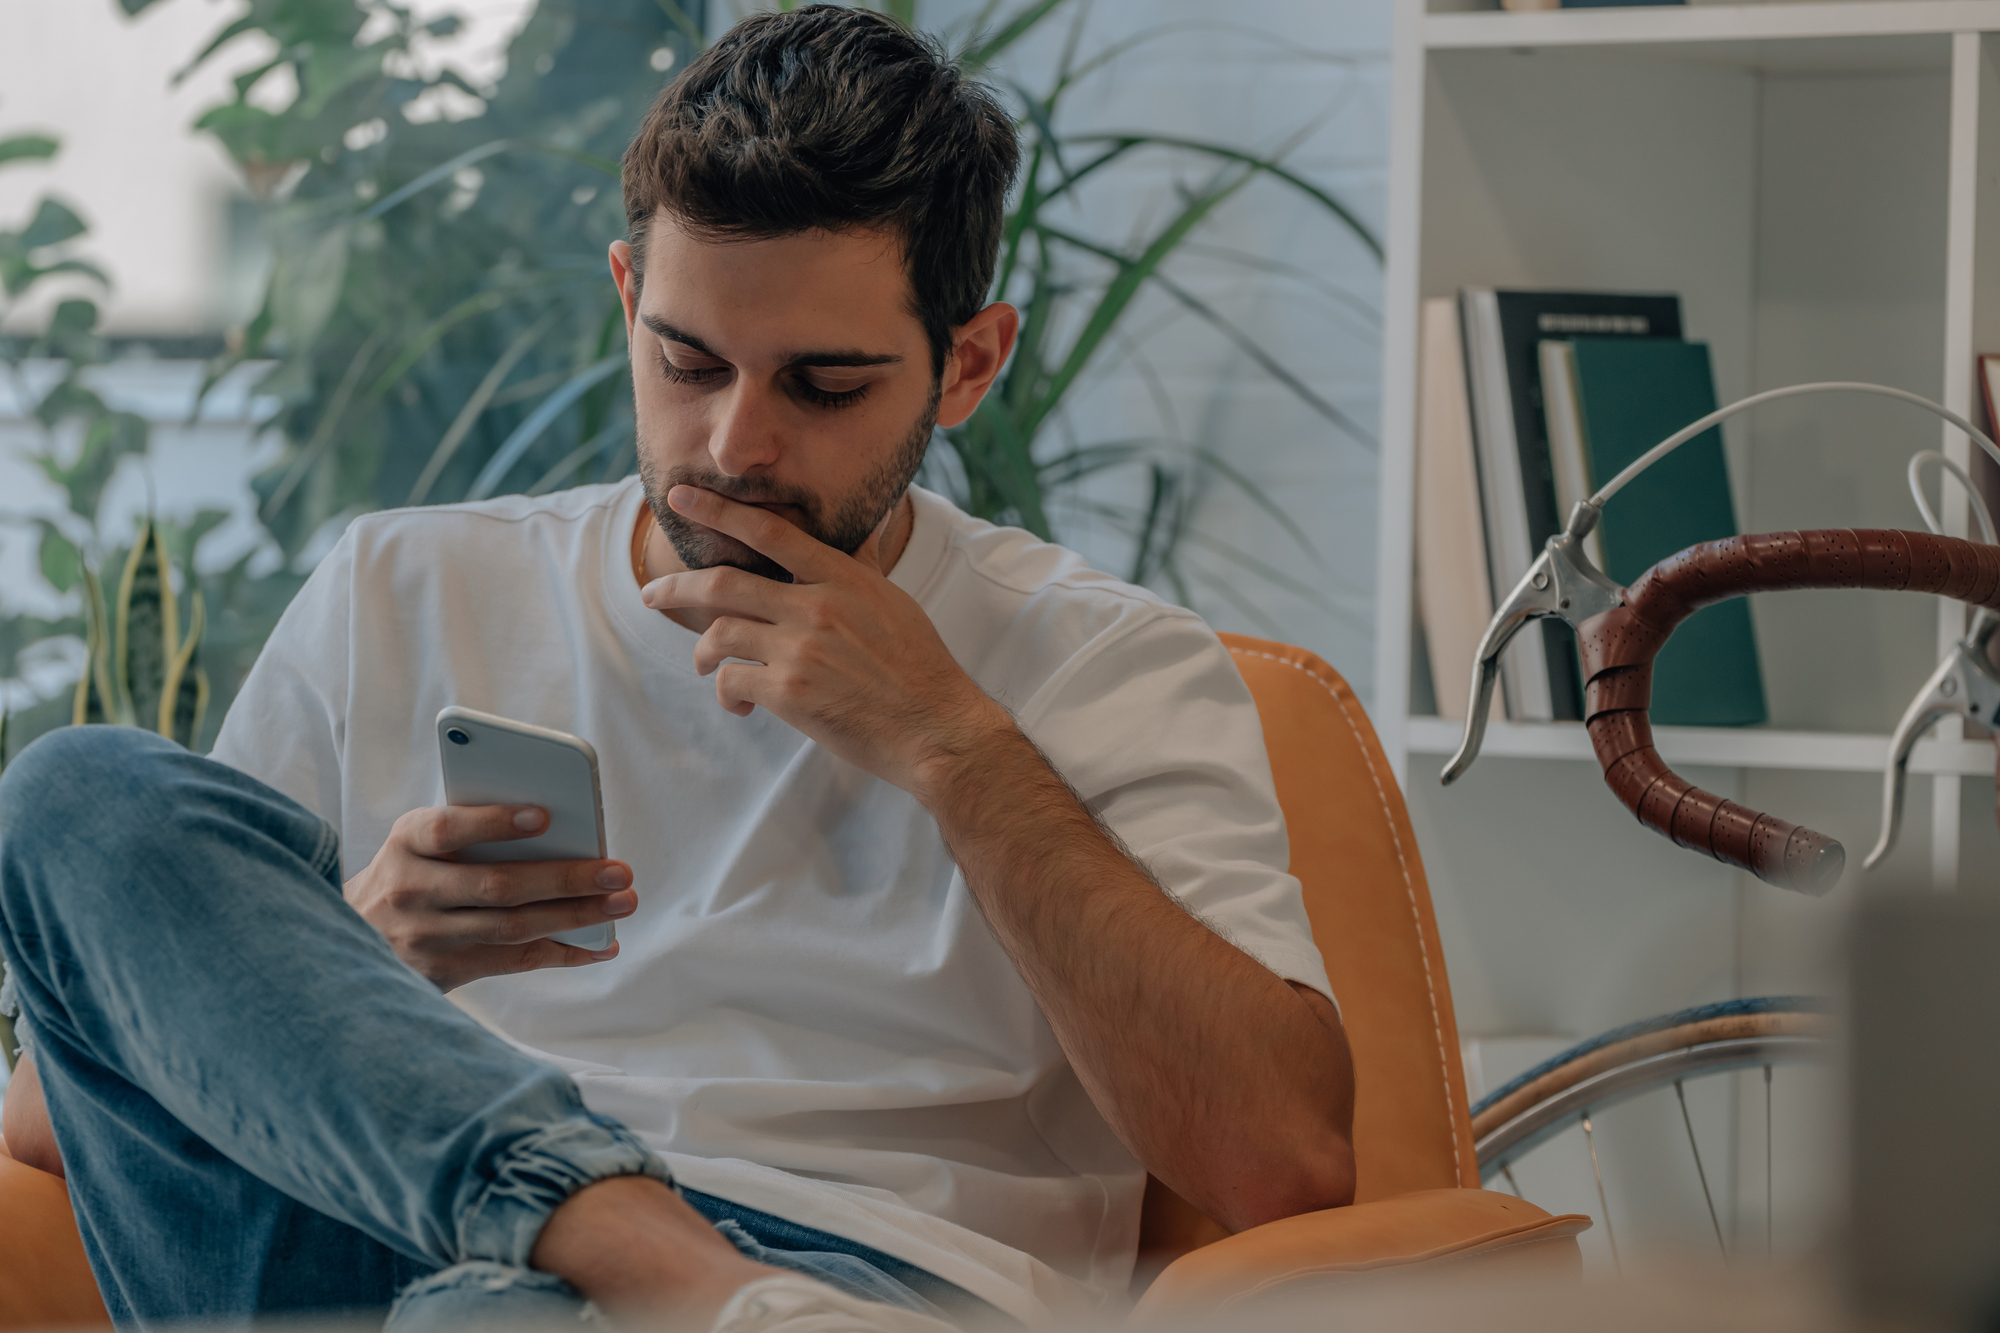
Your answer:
[0,7,1354,1330]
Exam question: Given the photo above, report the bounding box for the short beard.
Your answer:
[636,379,941,583]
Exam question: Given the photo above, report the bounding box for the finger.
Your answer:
[691,616,780,678]
[643,564,792,621]
[473,938,620,980]
[400,804,549,858]
[449,891,637,949]
[432,857,635,911]
[668,485,842,583]
[713,659,765,718]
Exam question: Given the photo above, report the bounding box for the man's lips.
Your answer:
[680,487,808,528]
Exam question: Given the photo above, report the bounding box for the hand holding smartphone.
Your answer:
[436,706,616,952]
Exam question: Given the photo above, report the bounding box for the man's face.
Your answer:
[614,215,942,581]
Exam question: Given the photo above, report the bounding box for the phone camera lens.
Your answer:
[446,727,471,746]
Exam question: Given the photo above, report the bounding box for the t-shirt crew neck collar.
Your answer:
[600,477,953,658]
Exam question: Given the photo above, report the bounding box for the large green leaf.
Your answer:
[268,222,352,353]
[17,197,88,250]
[0,135,59,167]
[956,0,1066,72]
[35,521,82,594]
[36,411,150,522]
[117,523,173,730]
[1022,169,1253,443]
[467,354,628,500]
[1066,133,1383,260]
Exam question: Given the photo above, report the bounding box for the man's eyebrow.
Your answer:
[641,316,719,357]
[638,314,901,370]
[780,348,903,370]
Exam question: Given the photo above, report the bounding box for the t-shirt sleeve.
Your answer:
[208,532,355,834]
[1013,608,1337,1013]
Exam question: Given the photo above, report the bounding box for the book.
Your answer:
[1538,340,1607,574]
[1561,336,1768,727]
[1415,298,1495,721]
[1460,288,1683,721]
[1974,354,2000,539]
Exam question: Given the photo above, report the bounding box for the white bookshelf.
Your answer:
[1375,0,2000,891]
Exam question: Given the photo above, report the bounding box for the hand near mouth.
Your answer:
[640,485,1011,803]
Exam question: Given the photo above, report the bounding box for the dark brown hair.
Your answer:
[621,5,1020,374]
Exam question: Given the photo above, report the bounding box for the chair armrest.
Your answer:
[1131,1187,1589,1319]
[0,1154,106,1328]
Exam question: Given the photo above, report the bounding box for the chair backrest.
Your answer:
[1137,635,1477,1267]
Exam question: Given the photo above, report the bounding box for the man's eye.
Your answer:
[795,377,869,410]
[658,350,724,385]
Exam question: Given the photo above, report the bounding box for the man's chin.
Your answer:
[667,527,796,583]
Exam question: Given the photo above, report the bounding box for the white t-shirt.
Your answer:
[212,477,1332,1325]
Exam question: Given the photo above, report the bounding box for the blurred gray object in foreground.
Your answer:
[1849,892,2000,1326]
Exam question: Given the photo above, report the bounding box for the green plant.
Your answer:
[5,0,1379,752]
[938,6,1380,618]
[0,129,225,741]
[171,0,1378,570]
[0,131,218,1071]
[0,707,9,1072]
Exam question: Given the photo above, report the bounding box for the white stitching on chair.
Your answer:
[1228,647,1465,1186]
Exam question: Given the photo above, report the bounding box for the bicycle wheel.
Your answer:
[1470,997,1832,1268]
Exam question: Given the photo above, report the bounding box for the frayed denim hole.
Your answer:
[711,1218,765,1261]
[388,1261,600,1329]
[457,1119,670,1266]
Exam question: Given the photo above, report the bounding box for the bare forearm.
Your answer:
[921,724,1355,1231]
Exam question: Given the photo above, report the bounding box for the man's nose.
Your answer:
[709,380,783,475]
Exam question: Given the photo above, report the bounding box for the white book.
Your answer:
[1537,340,1607,574]
[1416,299,1495,721]
[1460,288,1553,721]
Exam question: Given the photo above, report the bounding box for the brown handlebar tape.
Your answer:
[1577,529,2000,894]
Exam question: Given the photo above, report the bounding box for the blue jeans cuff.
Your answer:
[456,1113,671,1266]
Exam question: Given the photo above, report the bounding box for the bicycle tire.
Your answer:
[1471,997,1831,1179]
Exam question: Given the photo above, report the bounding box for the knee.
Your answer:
[0,725,183,853]
[386,1263,588,1333]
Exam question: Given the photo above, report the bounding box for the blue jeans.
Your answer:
[0,727,985,1329]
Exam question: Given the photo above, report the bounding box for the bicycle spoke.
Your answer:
[1765,1064,1774,1258]
[1501,1162,1523,1198]
[1675,1078,1727,1264]
[1582,1109,1621,1277]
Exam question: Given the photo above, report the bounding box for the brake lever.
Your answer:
[1442,503,1626,785]
[1866,612,2000,869]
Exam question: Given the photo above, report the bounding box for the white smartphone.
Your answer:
[436,706,614,952]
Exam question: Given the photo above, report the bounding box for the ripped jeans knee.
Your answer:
[385,1261,600,1332]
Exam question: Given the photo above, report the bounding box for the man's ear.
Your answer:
[936,302,1020,429]
[609,239,638,332]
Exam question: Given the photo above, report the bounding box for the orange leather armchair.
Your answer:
[1127,636,1587,1317]
[0,634,1582,1328]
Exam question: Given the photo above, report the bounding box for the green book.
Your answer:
[1560,337,1768,727]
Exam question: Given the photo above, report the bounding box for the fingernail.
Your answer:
[606,891,638,917]
[642,577,665,606]
[589,948,617,961]
[514,809,544,831]
[596,865,632,890]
